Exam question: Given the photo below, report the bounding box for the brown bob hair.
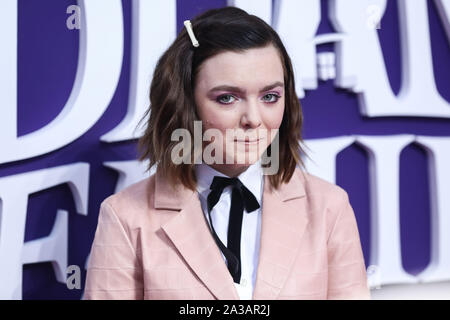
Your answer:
[137,6,309,191]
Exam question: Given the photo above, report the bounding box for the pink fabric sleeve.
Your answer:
[326,191,371,300]
[82,201,144,300]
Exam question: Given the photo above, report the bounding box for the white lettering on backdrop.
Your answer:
[0,0,124,164]
[0,164,89,299]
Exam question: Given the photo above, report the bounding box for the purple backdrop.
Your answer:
[0,0,448,299]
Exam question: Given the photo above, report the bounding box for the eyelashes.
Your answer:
[215,93,282,105]
[262,93,282,103]
[217,94,239,104]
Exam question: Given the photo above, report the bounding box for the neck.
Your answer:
[207,163,251,178]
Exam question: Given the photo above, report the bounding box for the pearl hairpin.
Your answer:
[184,20,199,47]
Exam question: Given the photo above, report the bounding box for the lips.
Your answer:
[234,138,262,143]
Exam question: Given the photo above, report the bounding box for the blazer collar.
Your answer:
[252,167,309,299]
[154,168,196,210]
[155,166,309,300]
[154,165,306,210]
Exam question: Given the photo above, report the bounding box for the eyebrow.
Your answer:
[208,81,284,94]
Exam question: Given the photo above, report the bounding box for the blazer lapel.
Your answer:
[155,169,239,300]
[153,167,309,300]
[252,169,309,300]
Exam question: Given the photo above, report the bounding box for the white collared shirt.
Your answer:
[195,160,264,300]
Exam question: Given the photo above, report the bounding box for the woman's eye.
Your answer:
[217,94,237,104]
[262,93,281,103]
[216,93,281,104]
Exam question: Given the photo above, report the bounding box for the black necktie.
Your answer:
[206,176,260,284]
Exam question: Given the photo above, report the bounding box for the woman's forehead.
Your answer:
[196,45,284,90]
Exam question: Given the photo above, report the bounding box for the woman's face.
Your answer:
[194,44,285,177]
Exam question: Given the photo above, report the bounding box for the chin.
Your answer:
[226,152,262,165]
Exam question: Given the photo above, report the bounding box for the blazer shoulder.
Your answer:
[296,170,355,242]
[101,173,157,221]
[298,169,350,207]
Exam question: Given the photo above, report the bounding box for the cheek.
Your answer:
[197,104,239,131]
[262,102,285,130]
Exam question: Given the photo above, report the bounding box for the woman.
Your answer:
[83,6,370,300]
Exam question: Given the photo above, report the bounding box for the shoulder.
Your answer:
[100,174,157,223]
[298,168,349,205]
[294,168,352,228]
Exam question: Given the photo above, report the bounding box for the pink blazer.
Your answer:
[83,167,370,300]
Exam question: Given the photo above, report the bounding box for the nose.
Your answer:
[240,98,262,130]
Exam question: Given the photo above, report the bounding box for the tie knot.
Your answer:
[210,176,242,192]
[208,176,260,214]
